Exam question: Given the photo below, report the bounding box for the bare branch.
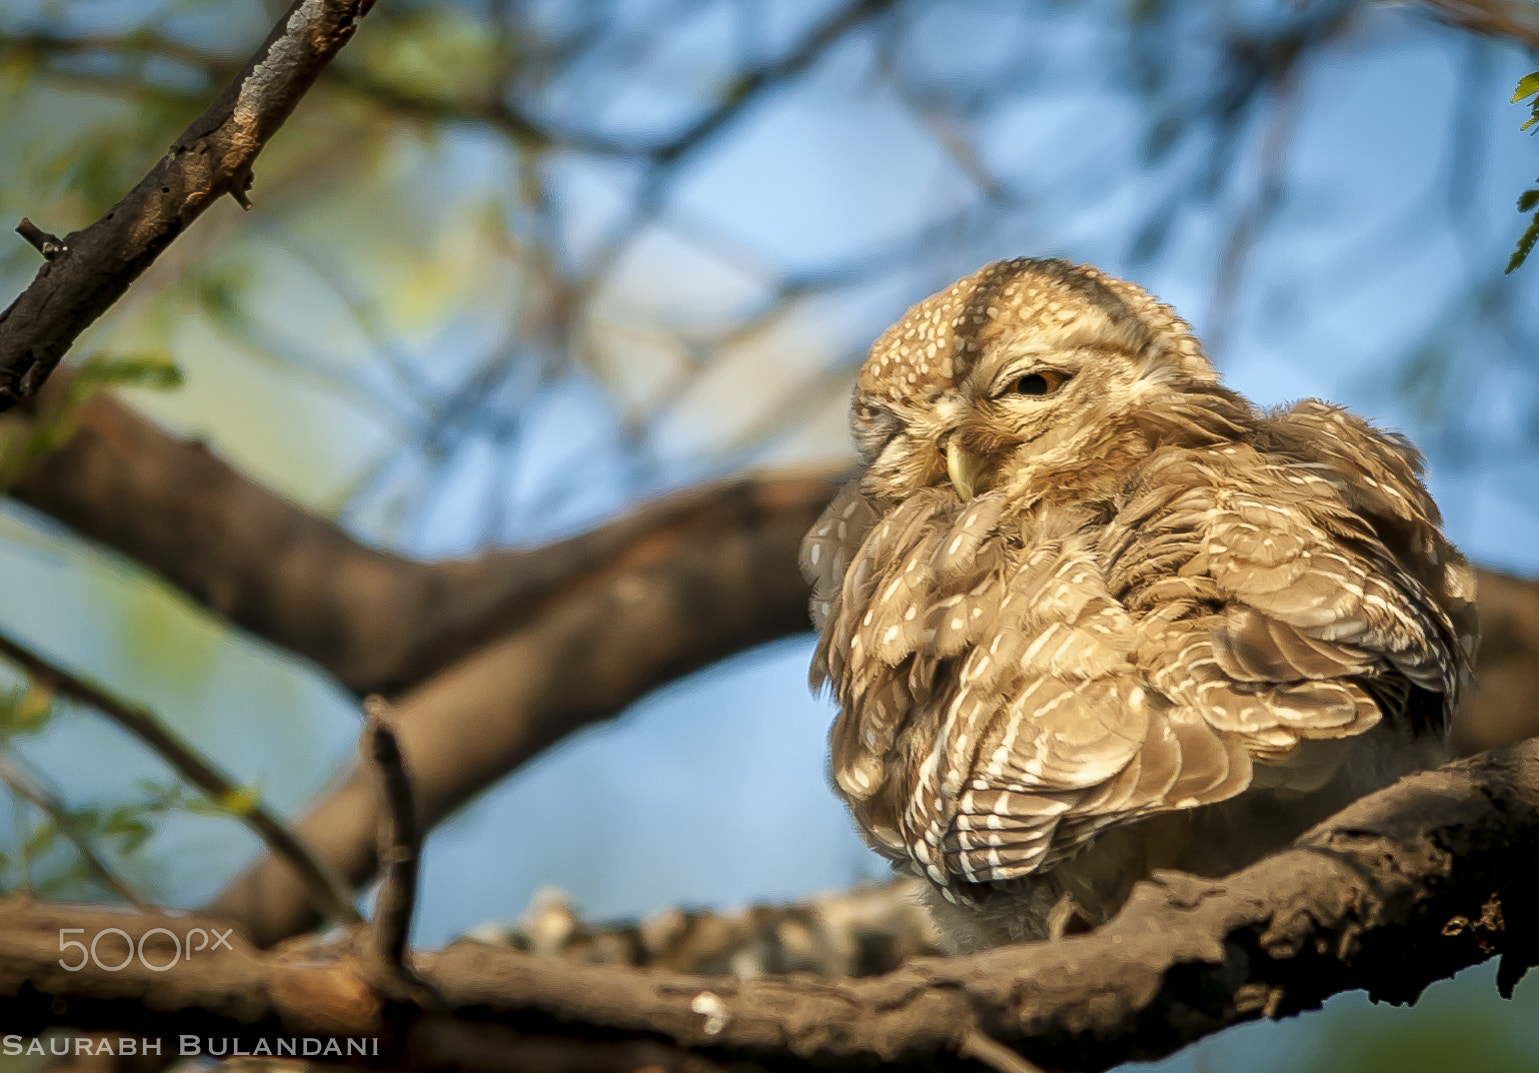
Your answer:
[4,390,842,696]
[0,629,359,928]
[0,0,377,412]
[480,880,941,977]
[365,700,420,977]
[1453,566,1539,754]
[3,741,1538,1072]
[0,753,148,909]
[14,219,64,261]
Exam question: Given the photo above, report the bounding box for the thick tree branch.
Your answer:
[5,391,841,696]
[1452,563,1539,754]
[203,469,834,945]
[480,880,941,978]
[0,0,376,413]
[10,391,1539,744]
[3,741,1537,1072]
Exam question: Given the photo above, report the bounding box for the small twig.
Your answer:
[229,165,255,211]
[14,218,65,261]
[0,628,360,926]
[0,0,378,412]
[367,696,421,974]
[0,752,149,909]
[958,1028,1049,1073]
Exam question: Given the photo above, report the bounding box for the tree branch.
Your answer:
[478,879,941,977]
[12,390,1537,745]
[202,469,835,946]
[0,628,359,928]
[365,702,420,977]
[0,0,377,412]
[1411,0,1539,48]
[2,741,1537,1072]
[5,391,842,696]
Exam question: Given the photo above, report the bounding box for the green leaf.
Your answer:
[24,819,59,860]
[1520,189,1539,212]
[1506,208,1539,273]
[0,683,56,738]
[1514,71,1539,103]
[101,807,153,855]
[213,785,259,817]
[136,776,261,818]
[70,353,184,403]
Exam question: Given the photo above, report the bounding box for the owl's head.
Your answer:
[850,259,1229,503]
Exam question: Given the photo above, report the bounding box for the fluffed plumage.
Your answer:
[801,258,1477,949]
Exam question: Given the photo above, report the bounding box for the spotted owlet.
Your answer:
[800,258,1478,950]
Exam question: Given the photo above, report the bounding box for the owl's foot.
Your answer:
[1044,894,1095,941]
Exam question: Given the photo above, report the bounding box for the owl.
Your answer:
[800,259,1478,950]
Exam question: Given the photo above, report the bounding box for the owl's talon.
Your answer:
[1044,895,1094,941]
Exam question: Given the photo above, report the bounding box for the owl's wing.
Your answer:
[909,528,1197,886]
[1121,402,1474,750]
[900,510,1262,886]
[928,409,1475,888]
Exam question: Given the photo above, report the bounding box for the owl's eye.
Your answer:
[851,398,901,459]
[1014,370,1070,396]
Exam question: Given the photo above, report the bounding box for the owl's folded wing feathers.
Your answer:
[916,412,1469,888]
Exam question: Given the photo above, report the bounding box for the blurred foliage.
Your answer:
[0,351,182,488]
[6,0,1538,549]
[0,680,115,900]
[1292,973,1539,1073]
[0,674,260,902]
[0,679,56,740]
[1507,68,1539,271]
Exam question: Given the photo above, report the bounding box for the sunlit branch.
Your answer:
[0,0,379,411]
[3,741,1537,1071]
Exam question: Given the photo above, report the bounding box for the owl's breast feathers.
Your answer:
[800,397,1477,897]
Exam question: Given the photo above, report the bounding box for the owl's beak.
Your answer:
[945,440,985,500]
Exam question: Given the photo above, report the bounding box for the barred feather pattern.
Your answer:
[802,259,1478,948]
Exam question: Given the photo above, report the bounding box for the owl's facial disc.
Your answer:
[943,361,1078,497]
[851,258,1219,503]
